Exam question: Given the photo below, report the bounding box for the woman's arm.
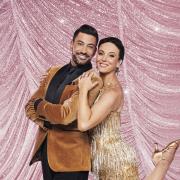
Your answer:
[78,73,122,131]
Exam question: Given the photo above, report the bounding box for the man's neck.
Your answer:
[70,60,92,68]
[70,60,77,67]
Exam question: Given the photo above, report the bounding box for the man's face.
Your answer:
[71,32,97,66]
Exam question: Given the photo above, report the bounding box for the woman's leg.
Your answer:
[145,140,179,180]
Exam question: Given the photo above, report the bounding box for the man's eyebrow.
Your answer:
[76,40,95,46]
[76,40,84,43]
[88,43,96,46]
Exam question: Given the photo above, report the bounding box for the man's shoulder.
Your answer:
[48,65,63,71]
[45,65,63,75]
[85,69,102,83]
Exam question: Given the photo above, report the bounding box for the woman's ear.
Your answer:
[119,59,123,65]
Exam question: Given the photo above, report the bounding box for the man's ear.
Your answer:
[70,40,73,50]
[92,47,97,57]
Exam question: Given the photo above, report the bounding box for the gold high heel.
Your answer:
[152,139,180,166]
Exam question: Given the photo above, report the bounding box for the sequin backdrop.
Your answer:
[0,0,180,179]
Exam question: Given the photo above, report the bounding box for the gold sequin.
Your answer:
[90,90,139,180]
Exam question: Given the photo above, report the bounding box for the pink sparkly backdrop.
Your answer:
[0,0,180,179]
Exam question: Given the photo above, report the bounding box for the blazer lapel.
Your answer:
[60,85,78,104]
[44,66,61,95]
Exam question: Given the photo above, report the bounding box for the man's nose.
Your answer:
[81,46,87,54]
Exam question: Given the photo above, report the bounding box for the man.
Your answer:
[25,24,102,180]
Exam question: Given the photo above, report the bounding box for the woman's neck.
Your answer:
[100,72,119,87]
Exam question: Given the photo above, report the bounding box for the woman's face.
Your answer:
[96,42,120,74]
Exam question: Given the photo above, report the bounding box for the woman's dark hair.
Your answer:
[73,24,99,45]
[98,37,125,61]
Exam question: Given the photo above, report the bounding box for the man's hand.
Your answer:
[25,98,43,121]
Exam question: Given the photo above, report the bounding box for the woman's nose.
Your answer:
[101,55,107,61]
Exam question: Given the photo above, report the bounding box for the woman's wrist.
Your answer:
[79,87,89,95]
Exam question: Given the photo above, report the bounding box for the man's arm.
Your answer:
[25,68,51,130]
[35,90,79,125]
[29,70,103,125]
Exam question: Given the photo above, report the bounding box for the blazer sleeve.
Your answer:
[36,90,79,125]
[35,71,103,125]
[25,68,51,130]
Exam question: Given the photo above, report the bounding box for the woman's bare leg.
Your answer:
[145,140,179,180]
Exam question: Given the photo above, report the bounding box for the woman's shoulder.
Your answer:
[101,83,123,110]
[103,82,123,96]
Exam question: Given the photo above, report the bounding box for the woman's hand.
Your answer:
[78,71,99,93]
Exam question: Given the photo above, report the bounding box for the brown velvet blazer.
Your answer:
[25,65,103,172]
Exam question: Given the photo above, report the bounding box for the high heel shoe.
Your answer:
[152,139,180,166]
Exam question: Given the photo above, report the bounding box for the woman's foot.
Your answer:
[152,140,180,166]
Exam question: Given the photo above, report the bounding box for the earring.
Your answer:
[115,67,119,73]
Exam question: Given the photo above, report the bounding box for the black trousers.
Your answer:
[41,139,89,180]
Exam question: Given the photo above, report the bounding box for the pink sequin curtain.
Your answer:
[0,0,180,179]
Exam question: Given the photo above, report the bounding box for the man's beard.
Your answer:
[72,53,91,66]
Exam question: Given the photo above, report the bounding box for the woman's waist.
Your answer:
[91,130,120,138]
[91,133,121,145]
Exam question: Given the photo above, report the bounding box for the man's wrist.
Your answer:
[44,121,52,129]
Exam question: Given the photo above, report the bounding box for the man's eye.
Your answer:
[98,52,103,55]
[88,46,94,49]
[77,42,83,45]
[110,55,115,58]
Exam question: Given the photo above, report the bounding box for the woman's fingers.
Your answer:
[92,81,98,88]
[82,70,95,77]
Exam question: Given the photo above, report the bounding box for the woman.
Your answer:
[78,37,179,180]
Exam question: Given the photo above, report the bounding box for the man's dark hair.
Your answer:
[73,24,99,45]
[98,37,125,61]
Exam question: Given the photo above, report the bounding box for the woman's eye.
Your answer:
[110,55,115,58]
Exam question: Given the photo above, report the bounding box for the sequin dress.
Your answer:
[90,89,139,180]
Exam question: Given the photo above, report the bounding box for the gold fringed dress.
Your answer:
[90,89,139,180]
